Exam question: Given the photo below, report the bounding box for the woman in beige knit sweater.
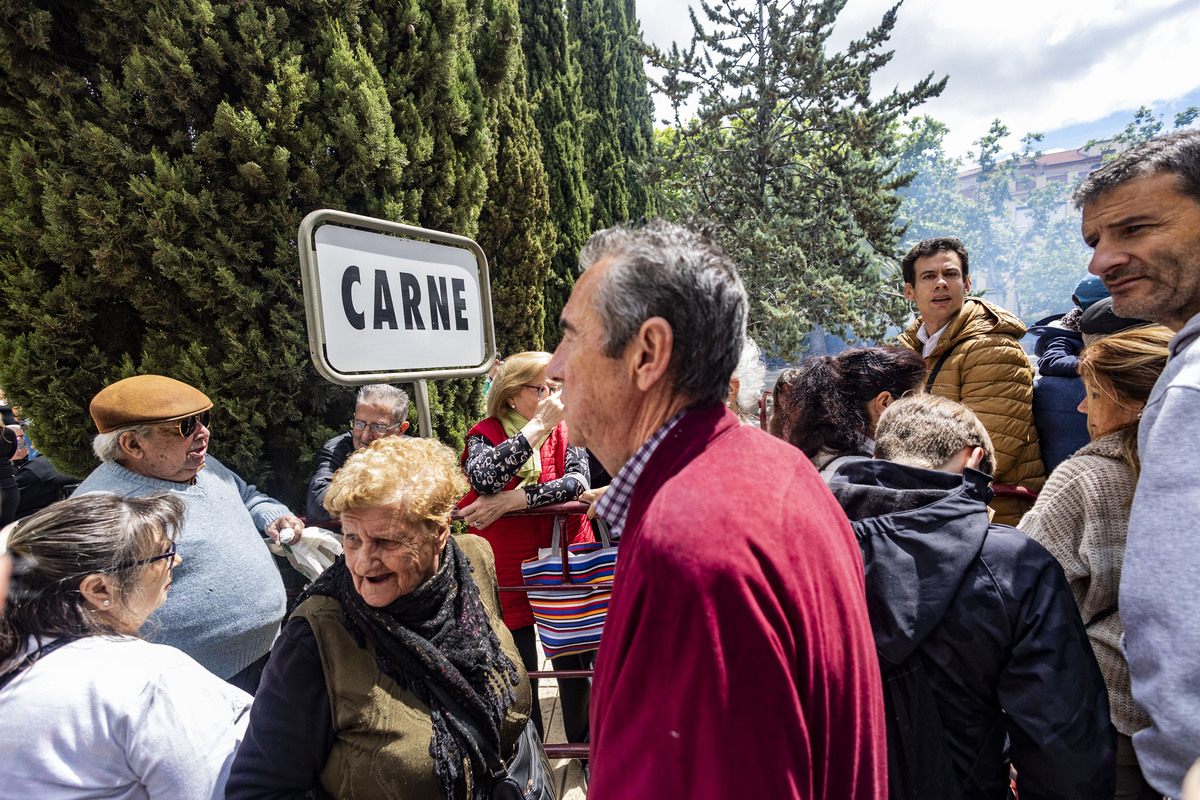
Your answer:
[1020,325,1172,800]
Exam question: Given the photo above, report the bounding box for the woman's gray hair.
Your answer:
[356,384,410,425]
[730,336,766,423]
[92,424,156,463]
[0,492,184,662]
[580,220,748,406]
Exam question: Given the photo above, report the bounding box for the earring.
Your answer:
[103,600,110,607]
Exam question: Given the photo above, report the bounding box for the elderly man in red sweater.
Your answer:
[548,221,886,799]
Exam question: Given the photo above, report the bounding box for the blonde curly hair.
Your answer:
[324,436,469,534]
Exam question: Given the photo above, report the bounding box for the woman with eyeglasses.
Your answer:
[0,492,251,800]
[457,350,593,744]
[770,346,928,480]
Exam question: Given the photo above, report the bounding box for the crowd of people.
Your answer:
[2,129,1200,800]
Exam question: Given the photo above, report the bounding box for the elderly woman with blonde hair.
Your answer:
[227,436,533,800]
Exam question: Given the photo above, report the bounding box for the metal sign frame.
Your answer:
[297,209,498,436]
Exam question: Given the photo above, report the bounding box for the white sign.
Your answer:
[298,211,495,383]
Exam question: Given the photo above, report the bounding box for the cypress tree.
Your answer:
[476,41,556,355]
[567,0,628,230]
[0,0,513,500]
[519,0,592,347]
[615,0,656,221]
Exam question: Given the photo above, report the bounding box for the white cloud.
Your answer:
[639,0,1200,158]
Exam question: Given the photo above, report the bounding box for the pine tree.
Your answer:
[0,0,513,500]
[519,0,592,347]
[649,0,945,358]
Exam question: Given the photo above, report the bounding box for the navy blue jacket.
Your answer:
[829,459,1115,800]
[1032,327,1089,473]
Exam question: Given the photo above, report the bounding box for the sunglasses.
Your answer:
[170,411,210,438]
[115,541,178,572]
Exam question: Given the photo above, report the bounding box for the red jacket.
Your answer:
[588,404,887,800]
[458,417,590,629]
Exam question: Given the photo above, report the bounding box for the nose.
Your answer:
[547,346,564,383]
[1087,236,1128,278]
[195,421,210,440]
[1077,395,1089,415]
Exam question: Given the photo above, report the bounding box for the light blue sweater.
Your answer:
[1122,312,1200,797]
[75,456,290,679]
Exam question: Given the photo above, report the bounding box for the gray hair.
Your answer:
[579,220,747,406]
[874,394,996,477]
[1,492,184,662]
[356,384,410,425]
[1073,129,1200,209]
[730,336,766,423]
[92,423,156,464]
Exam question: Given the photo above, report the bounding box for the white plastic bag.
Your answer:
[268,526,343,583]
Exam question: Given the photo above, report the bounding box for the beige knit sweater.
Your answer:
[1019,432,1151,736]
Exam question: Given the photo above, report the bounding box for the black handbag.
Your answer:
[424,679,558,800]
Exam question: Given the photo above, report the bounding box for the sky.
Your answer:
[637,0,1200,161]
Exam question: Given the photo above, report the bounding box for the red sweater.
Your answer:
[588,404,887,800]
[458,417,589,629]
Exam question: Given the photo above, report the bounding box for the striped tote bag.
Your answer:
[520,517,617,658]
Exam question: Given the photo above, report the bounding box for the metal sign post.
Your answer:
[297,209,497,435]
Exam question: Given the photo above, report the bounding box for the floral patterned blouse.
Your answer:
[464,430,589,507]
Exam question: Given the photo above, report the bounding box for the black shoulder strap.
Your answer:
[1087,603,1119,628]
[424,678,506,773]
[925,339,963,392]
[0,636,80,691]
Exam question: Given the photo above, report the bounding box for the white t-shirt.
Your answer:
[0,635,251,800]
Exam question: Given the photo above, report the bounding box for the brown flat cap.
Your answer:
[90,375,213,433]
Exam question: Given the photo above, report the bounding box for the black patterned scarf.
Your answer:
[300,535,522,800]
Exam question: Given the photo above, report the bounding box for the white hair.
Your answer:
[92,423,155,463]
[730,336,766,424]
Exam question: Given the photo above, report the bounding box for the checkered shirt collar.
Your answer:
[593,408,688,540]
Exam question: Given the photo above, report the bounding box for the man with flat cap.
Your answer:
[74,374,304,693]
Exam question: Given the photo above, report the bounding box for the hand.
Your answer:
[580,486,609,519]
[523,391,565,441]
[266,515,305,546]
[460,490,526,530]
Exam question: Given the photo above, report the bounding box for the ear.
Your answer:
[727,377,741,408]
[964,275,972,294]
[434,522,451,553]
[118,430,145,461]
[964,446,986,472]
[399,421,410,435]
[873,390,893,415]
[78,573,118,613]
[903,283,916,302]
[627,317,674,393]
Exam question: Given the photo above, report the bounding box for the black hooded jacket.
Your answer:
[829,459,1115,800]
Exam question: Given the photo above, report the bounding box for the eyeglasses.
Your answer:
[169,411,210,438]
[351,419,406,435]
[522,384,560,399]
[115,541,178,572]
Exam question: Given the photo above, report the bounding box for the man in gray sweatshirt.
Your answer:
[74,374,304,694]
[1075,129,1200,797]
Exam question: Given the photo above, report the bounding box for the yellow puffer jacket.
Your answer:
[900,297,1046,525]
